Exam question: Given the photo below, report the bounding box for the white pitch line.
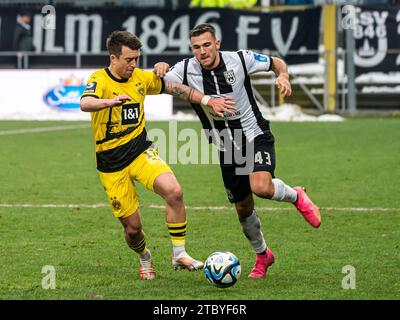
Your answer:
[0,203,106,209]
[162,206,400,212]
[0,203,399,212]
[0,124,90,136]
[149,205,400,212]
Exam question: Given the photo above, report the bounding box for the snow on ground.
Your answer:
[260,61,400,93]
[172,104,345,122]
[259,103,345,122]
[361,86,400,93]
[356,72,400,84]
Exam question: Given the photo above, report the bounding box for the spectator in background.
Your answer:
[13,11,35,52]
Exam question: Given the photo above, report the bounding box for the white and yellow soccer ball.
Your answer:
[204,251,241,288]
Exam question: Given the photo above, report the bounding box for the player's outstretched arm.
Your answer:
[271,57,292,97]
[80,95,131,112]
[164,80,236,117]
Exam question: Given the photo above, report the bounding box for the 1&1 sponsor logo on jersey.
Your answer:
[43,75,86,110]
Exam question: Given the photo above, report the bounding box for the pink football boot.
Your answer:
[293,187,321,228]
[248,248,275,279]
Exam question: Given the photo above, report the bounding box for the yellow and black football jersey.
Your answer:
[81,67,165,172]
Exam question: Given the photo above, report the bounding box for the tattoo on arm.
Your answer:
[172,86,185,96]
[165,81,195,103]
[188,88,195,102]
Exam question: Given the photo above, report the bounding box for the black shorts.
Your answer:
[219,132,276,203]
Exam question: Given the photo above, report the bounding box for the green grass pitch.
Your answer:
[0,118,399,300]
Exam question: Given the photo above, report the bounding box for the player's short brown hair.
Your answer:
[106,30,142,57]
[189,23,216,39]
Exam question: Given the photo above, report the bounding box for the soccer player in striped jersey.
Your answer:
[161,23,321,279]
[80,30,236,280]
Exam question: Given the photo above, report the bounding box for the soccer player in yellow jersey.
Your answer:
[80,30,235,280]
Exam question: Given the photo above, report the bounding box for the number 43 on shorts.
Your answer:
[254,151,271,165]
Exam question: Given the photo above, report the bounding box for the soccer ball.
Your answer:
[204,251,241,288]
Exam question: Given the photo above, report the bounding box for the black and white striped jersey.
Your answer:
[165,49,273,144]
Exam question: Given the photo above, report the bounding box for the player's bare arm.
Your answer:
[271,57,292,97]
[80,94,131,112]
[164,80,236,117]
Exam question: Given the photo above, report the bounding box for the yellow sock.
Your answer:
[130,236,147,256]
[167,221,186,247]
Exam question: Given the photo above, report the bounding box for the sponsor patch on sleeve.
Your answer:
[253,53,269,63]
[83,81,97,93]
